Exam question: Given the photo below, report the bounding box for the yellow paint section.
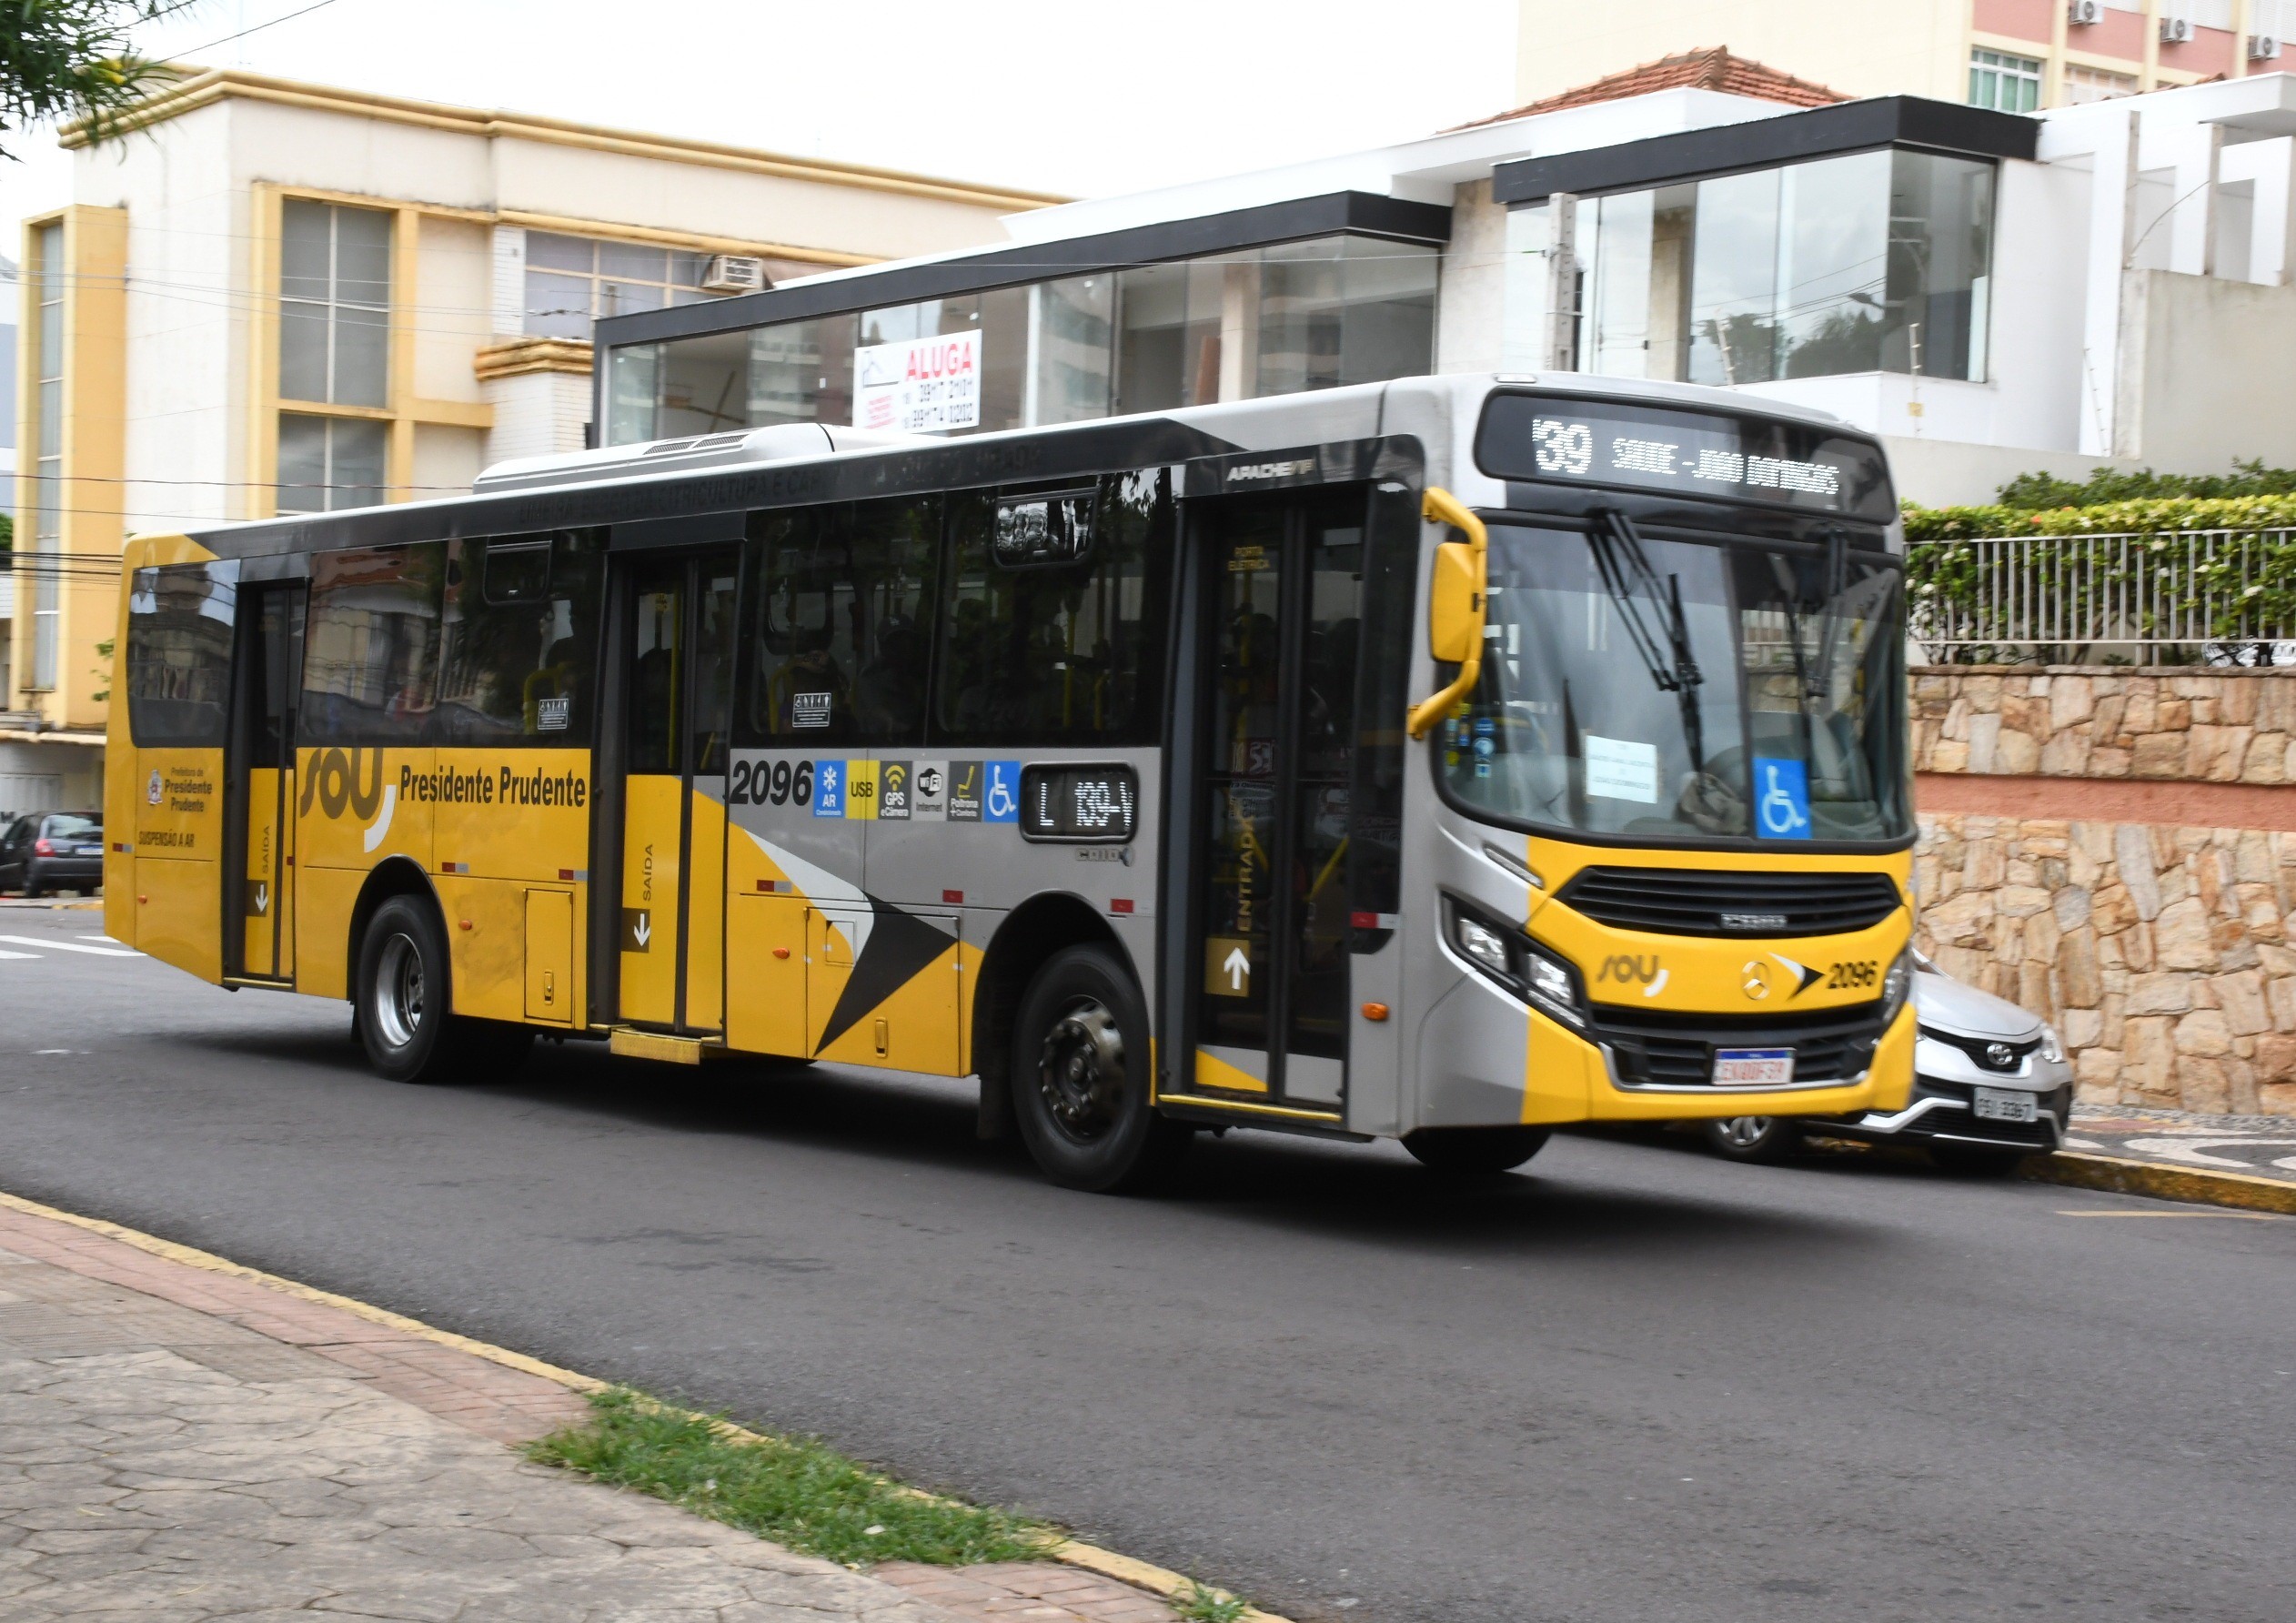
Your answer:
[241,766,287,977]
[842,759,880,820]
[430,749,591,882]
[524,889,573,1023]
[608,1027,706,1064]
[434,875,526,1023]
[1520,1006,1599,1124]
[1576,999,1918,1123]
[685,789,726,1033]
[806,907,861,1053]
[811,931,964,1074]
[104,535,213,953]
[726,893,811,1057]
[295,747,433,874]
[132,745,227,985]
[618,774,683,1025]
[1193,1048,1271,1094]
[294,864,361,1000]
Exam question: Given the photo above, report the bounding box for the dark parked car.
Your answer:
[0,811,106,897]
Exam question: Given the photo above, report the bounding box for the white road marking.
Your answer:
[0,950,38,960]
[76,935,127,945]
[0,935,142,957]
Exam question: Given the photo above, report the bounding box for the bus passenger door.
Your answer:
[1188,493,1365,1112]
[617,549,739,1033]
[228,581,303,983]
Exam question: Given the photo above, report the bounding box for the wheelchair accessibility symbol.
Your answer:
[1753,757,1812,840]
[984,761,1021,823]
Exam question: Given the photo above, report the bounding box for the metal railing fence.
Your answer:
[1905,528,2296,663]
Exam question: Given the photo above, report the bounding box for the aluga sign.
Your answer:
[105,372,1917,1190]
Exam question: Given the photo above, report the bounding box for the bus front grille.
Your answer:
[1586,1003,1889,1089]
[1556,868,1902,938]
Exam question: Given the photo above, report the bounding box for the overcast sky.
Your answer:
[0,0,1520,247]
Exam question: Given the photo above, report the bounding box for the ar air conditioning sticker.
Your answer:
[1753,757,1812,840]
[812,761,846,817]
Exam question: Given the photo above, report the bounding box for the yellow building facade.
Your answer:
[5,70,1059,813]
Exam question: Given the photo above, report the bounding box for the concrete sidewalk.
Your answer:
[2029,1103,2296,1214]
[0,1196,1185,1623]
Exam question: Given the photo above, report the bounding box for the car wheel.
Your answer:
[21,862,43,900]
[1010,944,1189,1193]
[1402,1127,1551,1175]
[1929,1143,2029,1177]
[1703,1115,1807,1164]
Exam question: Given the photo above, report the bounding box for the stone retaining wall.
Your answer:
[1908,668,2296,1115]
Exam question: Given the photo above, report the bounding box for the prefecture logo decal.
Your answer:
[146,769,163,806]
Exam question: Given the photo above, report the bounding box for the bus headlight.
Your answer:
[1446,899,1585,1029]
[1881,949,1911,1025]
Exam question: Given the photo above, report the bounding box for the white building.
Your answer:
[591,52,2296,507]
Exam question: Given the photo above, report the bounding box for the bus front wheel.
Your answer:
[356,896,531,1084]
[1011,945,1189,1193]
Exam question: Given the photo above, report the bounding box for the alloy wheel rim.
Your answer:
[1720,1115,1773,1149]
[1037,997,1125,1144]
[374,932,424,1050]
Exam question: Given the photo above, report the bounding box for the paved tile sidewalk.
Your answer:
[2068,1103,2296,1187]
[0,1198,1198,1623]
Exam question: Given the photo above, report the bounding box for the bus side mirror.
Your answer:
[1428,540,1482,663]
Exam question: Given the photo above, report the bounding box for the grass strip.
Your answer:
[526,1386,1054,1568]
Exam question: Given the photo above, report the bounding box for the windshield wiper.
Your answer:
[1587,509,1705,771]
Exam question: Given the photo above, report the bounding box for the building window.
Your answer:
[1969,49,2042,113]
[280,199,390,407]
[1512,148,1996,388]
[276,413,387,513]
[2062,65,2140,105]
[600,233,1437,445]
[524,234,710,342]
[28,220,63,691]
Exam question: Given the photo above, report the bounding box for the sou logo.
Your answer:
[299,747,398,852]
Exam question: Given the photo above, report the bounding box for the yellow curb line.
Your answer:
[0,1185,1291,1623]
[2024,1151,2296,1216]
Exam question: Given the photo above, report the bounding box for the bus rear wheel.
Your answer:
[1402,1126,1551,1175]
[1011,945,1189,1193]
[356,896,531,1084]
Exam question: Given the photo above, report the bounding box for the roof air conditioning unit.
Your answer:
[700,254,768,295]
[2160,9,2195,43]
[2251,31,2282,59]
[2068,0,2102,25]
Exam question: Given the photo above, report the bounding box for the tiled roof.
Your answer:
[1452,46,1848,130]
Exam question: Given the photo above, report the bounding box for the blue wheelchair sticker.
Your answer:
[984,761,1022,824]
[1753,757,1812,840]
[813,760,845,817]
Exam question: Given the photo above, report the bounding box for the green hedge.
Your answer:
[1903,493,2296,541]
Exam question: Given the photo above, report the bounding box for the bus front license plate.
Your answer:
[1712,1048,1794,1087]
[1972,1086,2038,1124]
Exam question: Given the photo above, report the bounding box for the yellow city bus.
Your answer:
[107,373,1915,1189]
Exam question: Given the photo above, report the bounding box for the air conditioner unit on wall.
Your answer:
[2251,32,2282,59]
[2160,11,2195,44]
[2068,0,2102,25]
[700,254,768,295]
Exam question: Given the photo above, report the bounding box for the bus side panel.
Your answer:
[726,892,810,1056]
[132,747,227,984]
[1413,973,1543,1128]
[297,863,361,1000]
[435,875,525,1023]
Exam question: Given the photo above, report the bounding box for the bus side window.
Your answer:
[739,499,936,746]
[301,544,445,746]
[433,531,604,745]
[932,469,1171,748]
[126,561,238,747]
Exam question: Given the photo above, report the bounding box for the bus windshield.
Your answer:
[1439,520,1910,844]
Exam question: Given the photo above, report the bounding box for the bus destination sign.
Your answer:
[1475,392,1894,519]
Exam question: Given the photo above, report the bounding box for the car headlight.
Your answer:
[2039,1024,2065,1064]
[1881,949,1911,1024]
[1446,899,1585,1028]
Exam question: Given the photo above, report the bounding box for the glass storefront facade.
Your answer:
[1508,149,1996,387]
[603,232,1438,445]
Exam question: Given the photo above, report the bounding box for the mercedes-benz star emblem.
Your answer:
[1741,961,1773,1001]
[1986,1042,2015,1068]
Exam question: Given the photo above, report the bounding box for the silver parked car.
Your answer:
[1706,953,2075,1174]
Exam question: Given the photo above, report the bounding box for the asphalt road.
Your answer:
[2,902,2291,1623]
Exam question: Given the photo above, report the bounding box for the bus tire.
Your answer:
[356,895,478,1085]
[1011,944,1188,1193]
[1402,1126,1550,1175]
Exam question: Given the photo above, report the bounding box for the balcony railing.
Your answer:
[1906,529,2296,664]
